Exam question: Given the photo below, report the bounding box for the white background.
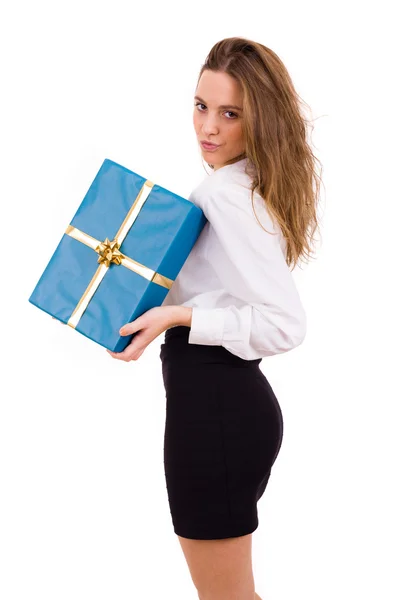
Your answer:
[1,1,399,599]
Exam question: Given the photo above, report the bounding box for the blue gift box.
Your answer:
[28,158,207,352]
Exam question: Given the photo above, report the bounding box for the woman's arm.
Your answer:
[187,181,307,360]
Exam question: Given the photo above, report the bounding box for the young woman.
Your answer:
[108,36,321,600]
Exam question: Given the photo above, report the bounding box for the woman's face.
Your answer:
[193,70,245,170]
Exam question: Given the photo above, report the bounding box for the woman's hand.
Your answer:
[106,305,192,362]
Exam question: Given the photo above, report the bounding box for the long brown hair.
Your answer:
[197,37,323,270]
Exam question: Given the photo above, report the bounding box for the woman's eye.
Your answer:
[194,102,237,119]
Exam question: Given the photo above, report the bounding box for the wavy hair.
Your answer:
[197,37,323,270]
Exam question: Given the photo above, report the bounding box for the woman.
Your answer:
[108,37,321,600]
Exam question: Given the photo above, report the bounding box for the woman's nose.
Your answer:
[203,119,218,135]
[202,114,219,135]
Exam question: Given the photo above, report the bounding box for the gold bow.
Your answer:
[65,179,173,329]
[95,238,123,267]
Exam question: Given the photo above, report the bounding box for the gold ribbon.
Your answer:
[65,179,173,329]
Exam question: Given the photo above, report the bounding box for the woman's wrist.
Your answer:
[167,305,193,328]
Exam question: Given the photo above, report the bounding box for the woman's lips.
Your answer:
[201,141,220,151]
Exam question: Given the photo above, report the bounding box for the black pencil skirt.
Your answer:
[159,325,284,540]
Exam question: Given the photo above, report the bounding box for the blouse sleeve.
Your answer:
[188,181,307,360]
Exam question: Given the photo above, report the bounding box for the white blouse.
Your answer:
[161,157,307,360]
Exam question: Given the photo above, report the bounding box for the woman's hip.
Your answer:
[159,326,283,433]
